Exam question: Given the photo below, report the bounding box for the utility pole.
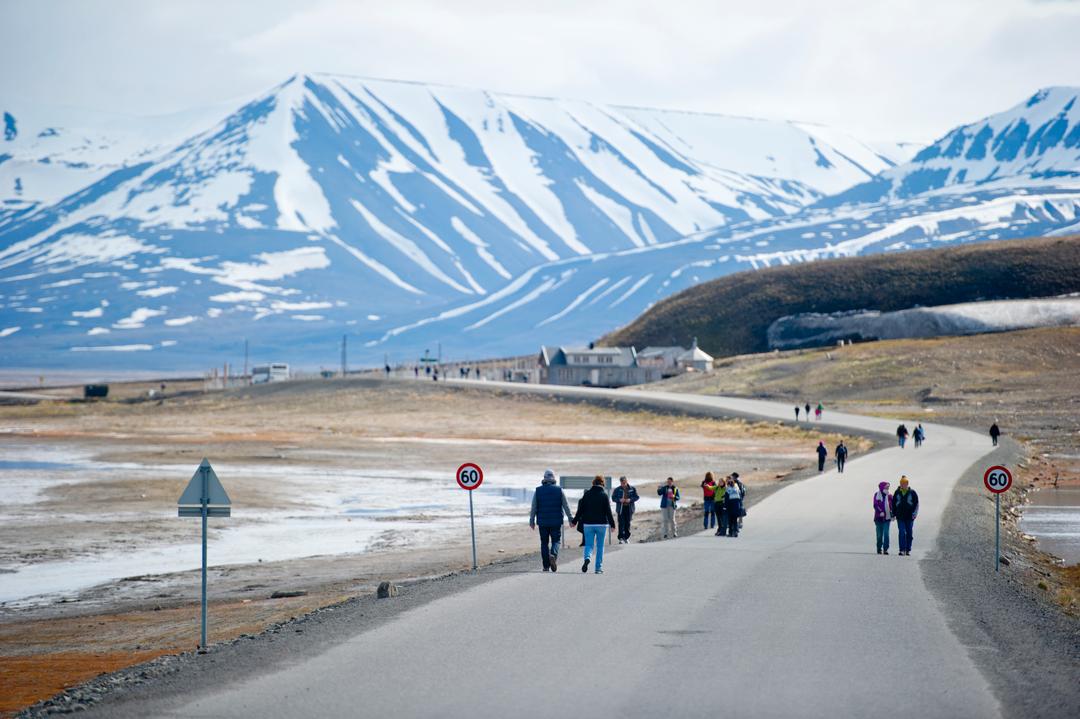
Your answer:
[243,339,249,381]
[341,334,348,377]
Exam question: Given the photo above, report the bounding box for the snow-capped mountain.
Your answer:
[824,87,1080,206]
[2,78,1077,372]
[0,73,905,369]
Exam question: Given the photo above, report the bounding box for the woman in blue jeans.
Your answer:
[572,475,616,574]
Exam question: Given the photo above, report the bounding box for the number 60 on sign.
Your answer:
[983,465,1012,494]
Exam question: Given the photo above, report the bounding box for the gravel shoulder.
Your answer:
[922,437,1080,719]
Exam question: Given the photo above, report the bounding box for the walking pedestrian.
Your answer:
[731,472,746,529]
[794,405,801,421]
[989,422,1001,447]
[413,366,419,378]
[816,441,828,472]
[573,476,616,574]
[723,477,744,537]
[892,476,919,556]
[896,423,908,448]
[611,476,639,543]
[529,469,574,572]
[815,403,823,421]
[657,477,681,539]
[913,424,925,448]
[873,481,894,555]
[714,478,728,536]
[701,472,718,530]
[835,440,848,473]
[805,402,811,420]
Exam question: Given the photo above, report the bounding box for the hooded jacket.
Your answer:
[873,483,894,521]
[530,473,573,527]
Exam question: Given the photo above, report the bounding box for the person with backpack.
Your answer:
[873,481,894,555]
[723,476,744,537]
[815,403,824,421]
[794,405,801,421]
[990,422,1001,447]
[611,476,639,544]
[913,424,925,448]
[529,468,574,572]
[892,476,919,556]
[835,441,848,473]
[657,477,681,539]
[896,424,909,448]
[573,476,616,574]
[701,472,718,530]
[816,441,828,472]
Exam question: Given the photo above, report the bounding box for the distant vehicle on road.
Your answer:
[252,363,289,384]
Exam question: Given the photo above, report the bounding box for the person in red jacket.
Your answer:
[701,472,718,530]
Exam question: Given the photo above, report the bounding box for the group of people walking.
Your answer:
[895,423,926,448]
[815,440,849,472]
[528,469,751,573]
[873,476,919,555]
[794,402,824,421]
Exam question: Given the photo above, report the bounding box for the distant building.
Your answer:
[677,338,714,372]
[637,346,688,377]
[252,363,290,383]
[538,345,661,387]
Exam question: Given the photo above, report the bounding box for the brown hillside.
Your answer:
[603,235,1080,357]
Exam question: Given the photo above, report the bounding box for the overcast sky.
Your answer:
[3,0,1079,143]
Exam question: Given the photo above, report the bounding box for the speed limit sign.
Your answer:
[983,465,1012,494]
[456,462,483,491]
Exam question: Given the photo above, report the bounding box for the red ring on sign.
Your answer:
[983,465,1012,494]
[456,462,484,490]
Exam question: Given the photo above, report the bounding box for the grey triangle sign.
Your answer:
[178,458,231,517]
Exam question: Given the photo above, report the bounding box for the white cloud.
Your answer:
[1,1,1078,141]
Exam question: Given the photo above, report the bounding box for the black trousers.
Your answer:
[617,507,632,540]
[818,456,826,471]
[836,457,845,473]
[538,525,562,569]
[726,500,742,537]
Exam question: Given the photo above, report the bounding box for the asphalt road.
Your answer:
[158,384,1002,718]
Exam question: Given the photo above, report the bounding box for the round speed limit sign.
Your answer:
[983,465,1012,494]
[456,462,484,491]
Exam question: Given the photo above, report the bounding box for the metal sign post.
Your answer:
[983,465,1013,572]
[178,458,231,651]
[456,463,484,571]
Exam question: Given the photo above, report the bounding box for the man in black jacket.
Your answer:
[835,441,848,473]
[611,476,639,544]
[892,476,919,556]
[573,476,616,574]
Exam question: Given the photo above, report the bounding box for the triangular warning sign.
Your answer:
[178,458,231,516]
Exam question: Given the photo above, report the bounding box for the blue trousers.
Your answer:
[897,518,914,552]
[583,525,607,571]
[703,499,716,528]
[875,519,891,552]
[538,525,562,569]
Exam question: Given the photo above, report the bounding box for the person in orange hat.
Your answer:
[892,476,919,556]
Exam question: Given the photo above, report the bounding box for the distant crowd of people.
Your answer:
[529,469,750,574]
[527,408,1007,572]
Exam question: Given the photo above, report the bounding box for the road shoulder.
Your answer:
[923,438,1080,719]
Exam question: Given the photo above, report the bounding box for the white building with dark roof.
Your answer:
[538,345,661,387]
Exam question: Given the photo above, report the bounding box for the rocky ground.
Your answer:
[0,379,857,715]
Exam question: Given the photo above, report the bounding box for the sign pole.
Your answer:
[200,464,208,650]
[995,493,1001,572]
[469,490,478,571]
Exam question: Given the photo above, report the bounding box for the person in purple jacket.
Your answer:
[873,481,894,555]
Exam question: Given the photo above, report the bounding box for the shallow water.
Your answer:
[1020,487,1080,565]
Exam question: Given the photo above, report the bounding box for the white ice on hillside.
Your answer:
[768,297,1080,349]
